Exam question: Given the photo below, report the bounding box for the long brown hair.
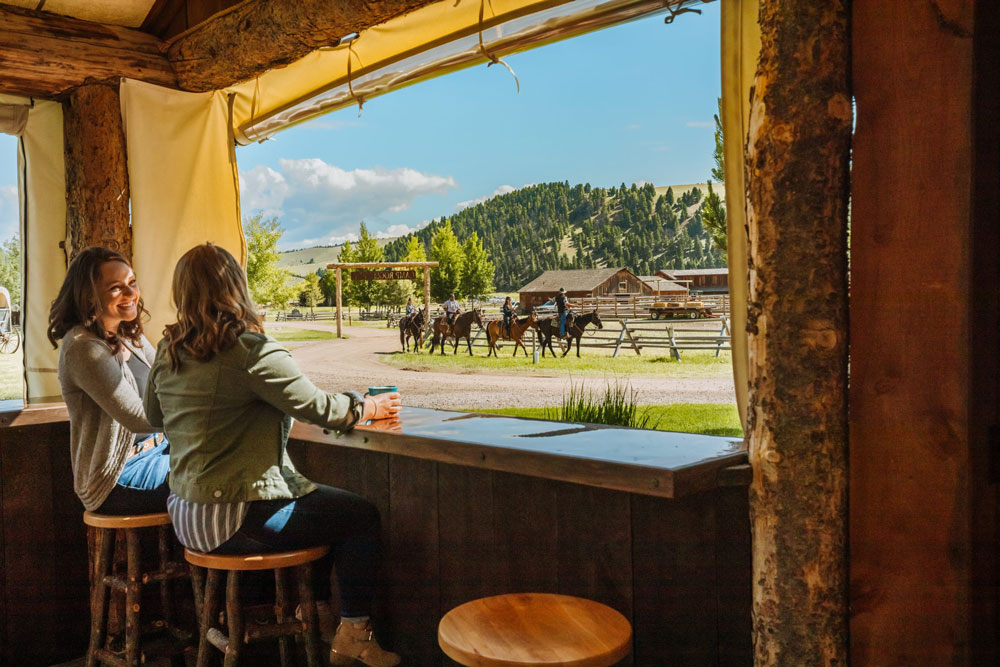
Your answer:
[47,247,147,353]
[162,243,263,370]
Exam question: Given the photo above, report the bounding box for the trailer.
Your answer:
[648,300,715,320]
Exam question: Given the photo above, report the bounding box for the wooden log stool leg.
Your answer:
[438,593,633,667]
[186,546,329,667]
[84,511,192,667]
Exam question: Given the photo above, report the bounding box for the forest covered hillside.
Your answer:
[382,181,726,291]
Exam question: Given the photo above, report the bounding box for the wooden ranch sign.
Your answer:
[350,269,416,281]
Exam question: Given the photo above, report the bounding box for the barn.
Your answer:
[639,275,688,297]
[517,268,651,312]
[657,267,729,294]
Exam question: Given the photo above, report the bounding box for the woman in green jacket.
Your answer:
[145,243,400,667]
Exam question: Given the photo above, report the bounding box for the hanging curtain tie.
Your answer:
[478,0,519,94]
[664,0,711,24]
[347,41,366,117]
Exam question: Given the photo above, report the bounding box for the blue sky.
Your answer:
[0,3,720,249]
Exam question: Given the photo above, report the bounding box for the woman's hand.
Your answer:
[363,391,402,421]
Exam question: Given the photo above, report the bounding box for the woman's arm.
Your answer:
[246,338,362,433]
[65,338,156,434]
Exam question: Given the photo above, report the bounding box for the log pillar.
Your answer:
[744,1,851,663]
[63,83,131,261]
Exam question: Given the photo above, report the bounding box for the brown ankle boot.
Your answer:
[329,621,401,666]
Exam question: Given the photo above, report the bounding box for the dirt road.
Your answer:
[279,321,736,410]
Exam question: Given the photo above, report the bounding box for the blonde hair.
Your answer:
[47,247,147,353]
[162,243,263,370]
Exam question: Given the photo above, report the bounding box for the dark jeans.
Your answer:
[213,484,382,618]
[559,311,568,335]
[96,441,170,515]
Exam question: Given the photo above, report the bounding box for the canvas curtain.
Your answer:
[0,96,67,402]
[120,79,245,345]
[720,0,760,431]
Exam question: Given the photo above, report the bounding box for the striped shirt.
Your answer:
[167,493,248,553]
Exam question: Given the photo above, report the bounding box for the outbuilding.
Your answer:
[639,275,688,297]
[517,268,651,312]
[657,267,729,294]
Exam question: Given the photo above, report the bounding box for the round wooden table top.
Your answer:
[438,593,632,667]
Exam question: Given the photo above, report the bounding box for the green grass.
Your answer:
[0,346,24,401]
[268,329,339,342]
[475,403,743,437]
[385,347,732,378]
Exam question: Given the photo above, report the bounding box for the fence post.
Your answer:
[623,319,641,356]
[667,325,681,362]
[613,321,627,358]
[532,328,538,364]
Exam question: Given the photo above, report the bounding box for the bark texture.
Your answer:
[745,1,851,664]
[0,3,176,99]
[167,0,434,91]
[63,84,132,261]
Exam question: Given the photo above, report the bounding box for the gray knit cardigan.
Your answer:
[58,326,158,510]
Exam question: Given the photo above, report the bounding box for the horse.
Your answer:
[485,311,538,357]
[428,308,485,355]
[398,309,425,352]
[535,310,604,358]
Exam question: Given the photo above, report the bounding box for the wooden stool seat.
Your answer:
[184,545,329,571]
[185,546,329,666]
[84,510,172,529]
[438,593,632,667]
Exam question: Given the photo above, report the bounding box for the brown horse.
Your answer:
[535,310,604,358]
[398,309,425,352]
[428,308,484,355]
[486,312,538,357]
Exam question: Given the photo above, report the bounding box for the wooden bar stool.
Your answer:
[185,545,328,667]
[438,593,632,667]
[83,511,190,667]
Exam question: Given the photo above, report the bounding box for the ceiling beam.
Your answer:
[166,0,433,92]
[0,3,177,99]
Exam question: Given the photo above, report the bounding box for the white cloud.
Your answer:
[454,184,518,211]
[239,158,457,246]
[375,221,431,239]
[0,184,18,241]
[686,121,714,128]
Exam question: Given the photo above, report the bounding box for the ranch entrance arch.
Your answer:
[326,261,439,338]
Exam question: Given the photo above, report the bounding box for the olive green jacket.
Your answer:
[144,333,361,504]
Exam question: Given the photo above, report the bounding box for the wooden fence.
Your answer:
[416,316,731,360]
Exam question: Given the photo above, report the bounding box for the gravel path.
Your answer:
[278,321,736,410]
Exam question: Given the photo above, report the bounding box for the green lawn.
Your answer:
[0,346,24,401]
[268,328,340,342]
[474,403,743,437]
[385,347,732,378]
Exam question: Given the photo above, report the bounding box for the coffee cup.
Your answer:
[366,385,398,397]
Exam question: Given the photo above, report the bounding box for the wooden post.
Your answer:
[63,83,131,260]
[423,268,431,322]
[335,268,343,339]
[746,1,851,664]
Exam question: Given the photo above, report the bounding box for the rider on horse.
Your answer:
[502,296,515,338]
[443,293,461,327]
[405,297,416,318]
[556,287,575,337]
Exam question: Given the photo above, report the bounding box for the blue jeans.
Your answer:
[559,312,568,336]
[213,484,382,618]
[96,441,170,515]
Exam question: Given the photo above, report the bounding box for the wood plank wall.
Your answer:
[290,439,752,666]
[851,0,999,662]
[0,420,90,667]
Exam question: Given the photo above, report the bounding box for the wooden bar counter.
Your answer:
[0,403,751,666]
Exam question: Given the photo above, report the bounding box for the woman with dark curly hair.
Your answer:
[145,243,401,667]
[48,247,168,514]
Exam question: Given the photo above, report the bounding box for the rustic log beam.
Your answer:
[0,3,176,99]
[166,0,433,92]
[63,84,132,261]
[744,0,851,664]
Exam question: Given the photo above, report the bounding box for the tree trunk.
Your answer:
[745,1,851,664]
[63,84,131,261]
